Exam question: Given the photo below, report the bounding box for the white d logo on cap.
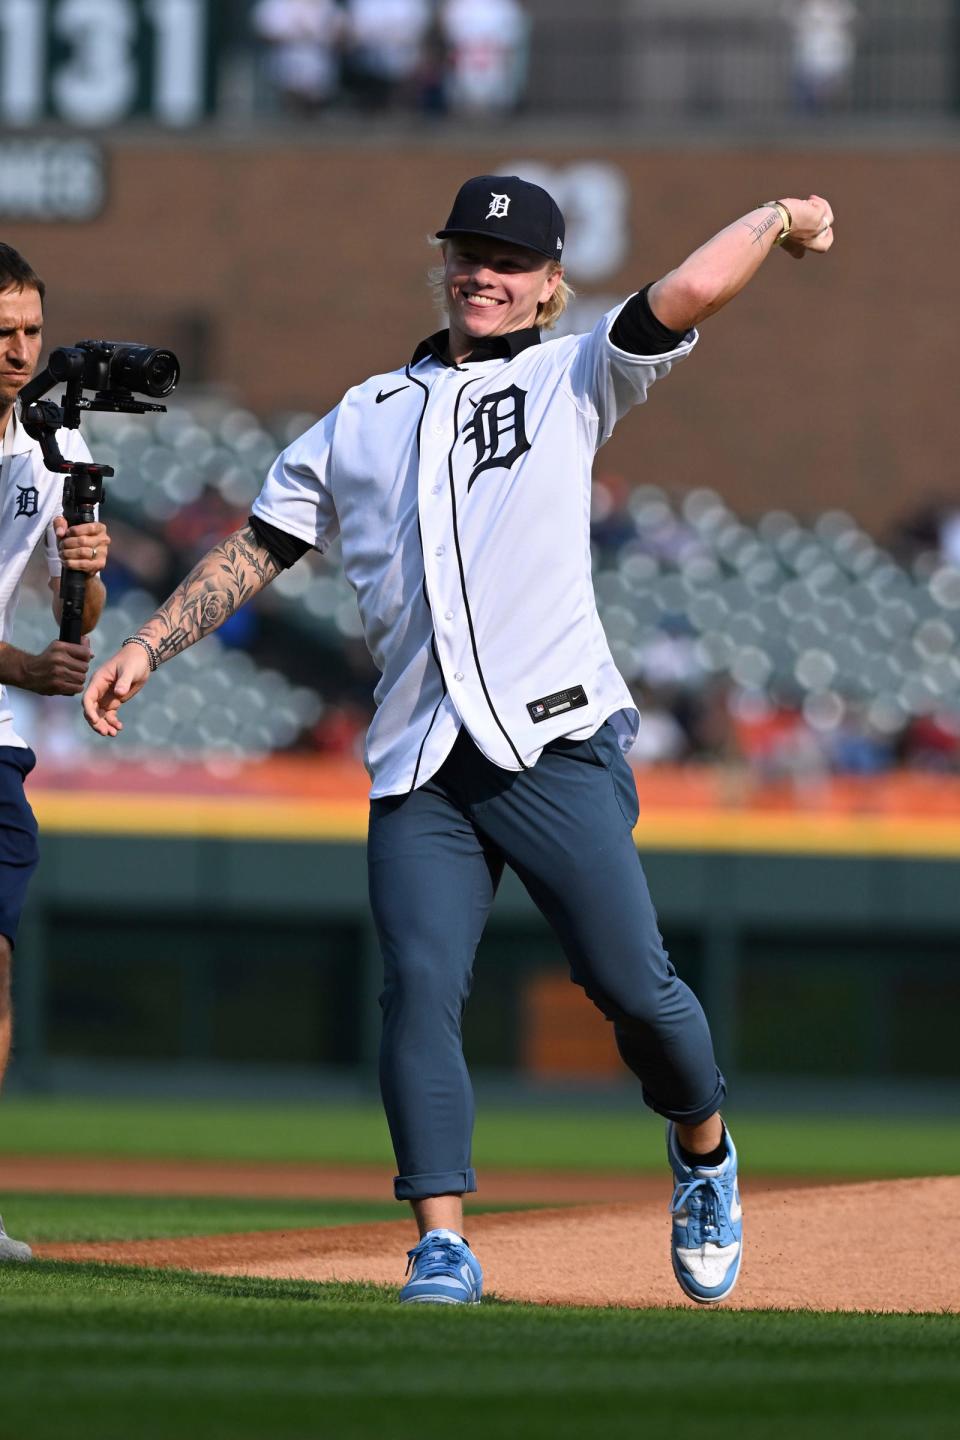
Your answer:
[486,193,511,219]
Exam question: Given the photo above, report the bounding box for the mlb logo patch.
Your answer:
[526,685,588,724]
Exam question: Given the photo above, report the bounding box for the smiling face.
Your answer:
[0,284,43,424]
[443,236,562,362]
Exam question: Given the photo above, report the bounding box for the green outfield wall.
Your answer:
[11,831,960,1097]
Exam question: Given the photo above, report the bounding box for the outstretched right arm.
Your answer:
[648,195,834,333]
[83,523,283,737]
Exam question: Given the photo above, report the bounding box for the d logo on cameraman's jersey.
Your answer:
[14,486,39,518]
[461,385,530,491]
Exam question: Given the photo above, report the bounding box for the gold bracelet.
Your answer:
[760,200,793,246]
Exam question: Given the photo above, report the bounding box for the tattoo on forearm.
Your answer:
[140,525,282,663]
[155,627,192,662]
[744,209,781,246]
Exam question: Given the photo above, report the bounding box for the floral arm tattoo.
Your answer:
[137,525,283,663]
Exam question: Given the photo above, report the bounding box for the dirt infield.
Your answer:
[0,1154,825,1205]
[0,1155,653,1204]
[29,1169,960,1313]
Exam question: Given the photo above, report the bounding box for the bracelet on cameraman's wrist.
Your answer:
[122,635,160,672]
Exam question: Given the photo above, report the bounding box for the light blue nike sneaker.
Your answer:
[667,1123,742,1304]
[0,1214,32,1262]
[399,1228,483,1305]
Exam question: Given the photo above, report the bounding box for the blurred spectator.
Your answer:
[823,705,895,774]
[936,510,960,569]
[311,699,370,756]
[590,471,638,557]
[887,494,947,571]
[252,0,345,114]
[165,490,245,561]
[903,711,960,771]
[727,689,810,773]
[636,627,701,689]
[787,0,857,112]
[342,0,432,110]
[887,493,960,573]
[629,685,688,764]
[417,13,450,116]
[96,517,169,600]
[440,0,529,116]
[681,680,738,765]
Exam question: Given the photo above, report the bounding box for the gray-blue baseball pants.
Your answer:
[368,724,726,1202]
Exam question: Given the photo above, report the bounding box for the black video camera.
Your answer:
[20,336,181,455]
[20,338,181,644]
[46,339,180,401]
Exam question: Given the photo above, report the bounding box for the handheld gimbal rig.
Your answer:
[19,341,180,643]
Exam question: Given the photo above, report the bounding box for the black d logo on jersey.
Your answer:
[462,385,530,491]
[14,486,39,518]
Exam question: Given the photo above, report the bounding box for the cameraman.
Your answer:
[0,244,110,1262]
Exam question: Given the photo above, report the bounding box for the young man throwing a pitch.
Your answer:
[83,176,834,1304]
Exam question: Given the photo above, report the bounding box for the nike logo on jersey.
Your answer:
[376,385,409,404]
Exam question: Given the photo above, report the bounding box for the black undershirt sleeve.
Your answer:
[248,513,311,569]
[609,283,687,356]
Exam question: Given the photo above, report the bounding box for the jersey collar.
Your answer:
[4,406,34,455]
[410,325,542,369]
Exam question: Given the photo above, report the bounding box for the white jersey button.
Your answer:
[444,610,454,620]
[454,672,464,682]
[431,485,441,495]
[435,545,445,557]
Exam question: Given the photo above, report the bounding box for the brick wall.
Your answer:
[8,138,959,533]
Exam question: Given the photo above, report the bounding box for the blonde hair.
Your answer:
[428,239,574,331]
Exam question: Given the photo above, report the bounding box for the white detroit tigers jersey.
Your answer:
[0,409,91,749]
[252,298,697,796]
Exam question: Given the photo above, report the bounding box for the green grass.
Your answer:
[1,1097,957,1176]
[0,1263,957,1440]
[0,1194,405,1242]
[0,1125,953,1440]
[1,1193,525,1243]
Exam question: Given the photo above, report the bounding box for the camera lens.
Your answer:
[139,349,180,397]
[107,345,180,398]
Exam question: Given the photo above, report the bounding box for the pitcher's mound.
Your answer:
[38,1177,959,1313]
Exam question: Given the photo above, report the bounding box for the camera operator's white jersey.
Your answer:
[253,298,697,797]
[0,408,91,749]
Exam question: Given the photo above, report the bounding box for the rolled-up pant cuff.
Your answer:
[393,1168,477,1202]
[642,1071,727,1127]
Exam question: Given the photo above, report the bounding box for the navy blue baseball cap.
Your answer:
[436,175,565,262]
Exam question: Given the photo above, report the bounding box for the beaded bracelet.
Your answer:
[122,635,160,672]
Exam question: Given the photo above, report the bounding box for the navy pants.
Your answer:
[0,747,40,950]
[368,725,725,1202]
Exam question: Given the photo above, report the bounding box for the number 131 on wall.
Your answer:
[0,0,212,128]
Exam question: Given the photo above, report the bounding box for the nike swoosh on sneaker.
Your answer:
[376,385,409,403]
